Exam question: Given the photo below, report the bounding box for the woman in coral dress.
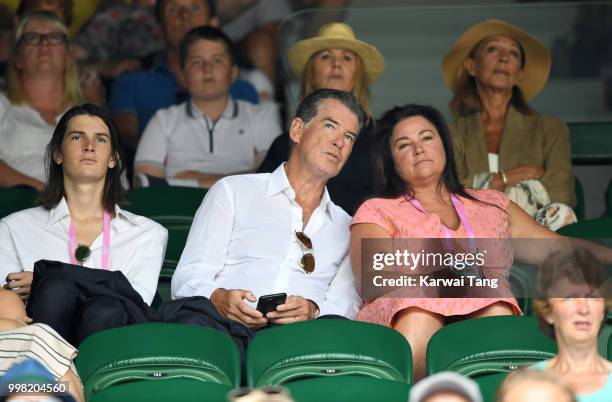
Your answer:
[350,104,562,380]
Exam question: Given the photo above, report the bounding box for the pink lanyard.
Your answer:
[69,210,111,268]
[404,193,477,250]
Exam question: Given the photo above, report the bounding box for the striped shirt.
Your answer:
[0,323,77,380]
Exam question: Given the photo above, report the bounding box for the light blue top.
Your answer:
[532,360,612,402]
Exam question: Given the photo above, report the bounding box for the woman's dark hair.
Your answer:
[38,103,125,211]
[373,104,477,202]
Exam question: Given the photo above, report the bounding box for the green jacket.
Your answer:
[450,106,576,207]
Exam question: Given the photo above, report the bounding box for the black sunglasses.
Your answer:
[20,32,67,46]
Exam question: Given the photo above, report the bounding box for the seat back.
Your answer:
[574,177,585,221]
[427,316,557,377]
[284,375,411,402]
[76,323,240,401]
[246,320,412,387]
[508,264,536,315]
[557,217,612,238]
[607,179,612,217]
[156,221,191,302]
[89,379,232,402]
[568,122,612,165]
[123,187,207,220]
[0,187,38,219]
[608,326,612,360]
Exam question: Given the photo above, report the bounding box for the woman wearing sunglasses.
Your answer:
[0,10,82,191]
[0,103,167,345]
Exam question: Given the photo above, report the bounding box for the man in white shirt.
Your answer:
[171,88,364,334]
[134,25,281,188]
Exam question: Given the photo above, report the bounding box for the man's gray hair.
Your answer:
[295,88,366,132]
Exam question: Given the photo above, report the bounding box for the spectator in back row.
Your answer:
[170,89,364,362]
[109,0,258,158]
[134,26,280,188]
[0,10,82,191]
[258,22,385,215]
[444,19,576,231]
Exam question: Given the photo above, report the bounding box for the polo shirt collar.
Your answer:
[187,97,238,122]
[267,164,336,221]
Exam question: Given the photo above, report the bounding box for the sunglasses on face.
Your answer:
[296,231,315,274]
[20,32,67,46]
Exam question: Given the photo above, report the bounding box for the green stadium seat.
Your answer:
[76,323,240,401]
[509,264,536,316]
[475,372,509,402]
[246,320,412,387]
[568,122,612,165]
[89,378,231,402]
[156,222,191,302]
[284,375,411,402]
[557,217,612,238]
[574,177,585,221]
[123,187,207,222]
[0,187,39,219]
[608,328,612,360]
[427,316,557,377]
[606,180,612,216]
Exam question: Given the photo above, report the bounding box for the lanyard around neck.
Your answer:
[404,193,476,246]
[69,210,111,268]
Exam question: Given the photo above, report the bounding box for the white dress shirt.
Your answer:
[171,164,362,318]
[134,98,281,178]
[0,198,168,305]
[0,95,64,182]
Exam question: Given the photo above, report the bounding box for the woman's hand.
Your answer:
[505,165,544,186]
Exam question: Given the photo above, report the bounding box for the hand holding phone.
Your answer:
[256,293,287,316]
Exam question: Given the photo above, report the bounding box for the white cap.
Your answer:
[409,372,483,402]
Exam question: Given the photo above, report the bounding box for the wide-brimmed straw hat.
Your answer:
[288,22,385,83]
[442,19,551,100]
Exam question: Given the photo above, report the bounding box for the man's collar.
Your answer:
[266,164,336,221]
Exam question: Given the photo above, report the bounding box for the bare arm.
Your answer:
[509,201,612,266]
[350,223,392,293]
[0,288,31,330]
[0,160,45,191]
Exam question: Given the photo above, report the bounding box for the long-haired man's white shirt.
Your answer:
[171,164,362,319]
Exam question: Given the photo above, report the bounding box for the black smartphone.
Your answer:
[256,293,287,315]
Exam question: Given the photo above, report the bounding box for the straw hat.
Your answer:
[442,19,551,100]
[288,22,385,83]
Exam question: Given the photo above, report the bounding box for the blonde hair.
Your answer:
[497,369,576,402]
[7,10,83,107]
[301,50,372,116]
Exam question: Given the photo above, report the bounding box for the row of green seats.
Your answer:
[76,320,412,402]
[76,316,612,402]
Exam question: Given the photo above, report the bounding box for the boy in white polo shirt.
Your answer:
[134,26,281,188]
